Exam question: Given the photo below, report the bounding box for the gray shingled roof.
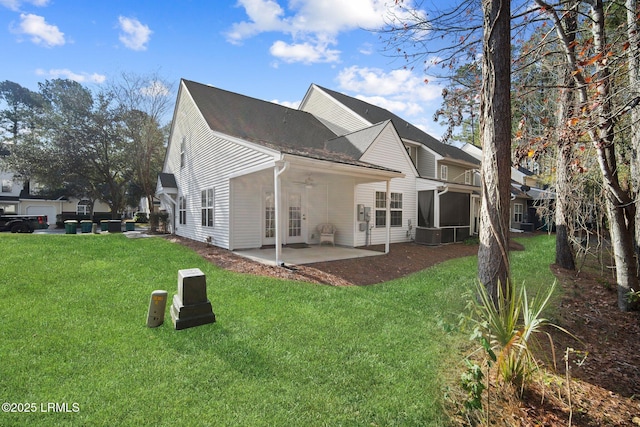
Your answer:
[158,172,177,188]
[315,85,480,166]
[184,80,336,152]
[182,80,401,173]
[325,121,388,158]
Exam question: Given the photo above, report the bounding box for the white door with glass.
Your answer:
[263,188,306,246]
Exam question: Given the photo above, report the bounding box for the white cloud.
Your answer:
[337,66,440,102]
[336,65,445,136]
[36,68,106,84]
[226,0,405,64]
[228,0,395,40]
[226,0,286,43]
[15,13,64,47]
[270,40,340,64]
[1,0,49,11]
[271,99,300,109]
[358,43,374,55]
[118,16,152,51]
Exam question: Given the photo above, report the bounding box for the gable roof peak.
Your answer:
[310,84,480,165]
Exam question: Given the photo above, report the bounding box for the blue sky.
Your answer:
[1,0,449,136]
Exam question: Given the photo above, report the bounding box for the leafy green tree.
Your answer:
[7,79,131,218]
[110,72,172,214]
[0,80,42,143]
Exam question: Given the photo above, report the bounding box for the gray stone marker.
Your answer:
[146,290,168,327]
[170,268,216,330]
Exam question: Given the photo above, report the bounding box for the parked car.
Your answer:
[0,213,49,233]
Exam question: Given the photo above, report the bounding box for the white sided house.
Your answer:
[157,80,481,264]
[299,84,482,242]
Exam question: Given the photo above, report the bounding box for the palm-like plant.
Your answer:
[470,279,571,390]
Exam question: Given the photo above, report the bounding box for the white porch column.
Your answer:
[385,179,391,254]
[274,160,288,266]
[435,185,448,228]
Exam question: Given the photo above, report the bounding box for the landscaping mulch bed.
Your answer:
[168,234,640,425]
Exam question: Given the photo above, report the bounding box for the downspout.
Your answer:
[274,159,289,266]
[435,185,449,228]
[385,179,391,254]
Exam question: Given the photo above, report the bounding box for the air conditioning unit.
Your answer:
[415,227,441,245]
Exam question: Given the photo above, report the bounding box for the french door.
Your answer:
[263,187,306,245]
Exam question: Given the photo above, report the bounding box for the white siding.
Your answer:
[163,83,276,248]
[230,171,272,249]
[417,146,436,178]
[0,171,22,197]
[443,163,469,184]
[356,124,418,245]
[299,86,369,135]
[305,183,330,244]
[326,177,356,246]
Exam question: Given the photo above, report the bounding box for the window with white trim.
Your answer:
[440,165,448,181]
[514,203,523,223]
[76,200,90,215]
[180,136,186,168]
[178,195,187,225]
[1,179,12,193]
[464,170,472,185]
[201,188,214,227]
[375,191,403,228]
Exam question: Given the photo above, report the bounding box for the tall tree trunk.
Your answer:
[588,0,638,310]
[627,0,640,278]
[555,141,576,270]
[478,0,512,303]
[554,5,577,271]
[535,0,637,310]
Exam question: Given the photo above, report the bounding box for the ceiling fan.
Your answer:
[292,175,315,188]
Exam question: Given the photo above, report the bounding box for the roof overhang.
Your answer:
[439,157,481,169]
[156,173,178,196]
[282,153,404,181]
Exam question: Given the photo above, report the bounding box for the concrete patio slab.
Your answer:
[235,245,384,266]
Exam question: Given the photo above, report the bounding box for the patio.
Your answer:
[234,244,385,266]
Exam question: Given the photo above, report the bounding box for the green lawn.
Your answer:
[0,233,555,426]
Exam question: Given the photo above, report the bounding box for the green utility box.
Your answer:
[80,220,93,233]
[64,220,78,234]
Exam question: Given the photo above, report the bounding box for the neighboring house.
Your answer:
[461,143,554,231]
[0,170,63,227]
[158,79,482,264]
[1,168,115,227]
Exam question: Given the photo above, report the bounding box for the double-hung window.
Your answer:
[514,203,523,223]
[76,200,90,216]
[201,188,214,227]
[375,191,403,228]
[180,136,186,168]
[440,165,449,181]
[178,196,187,225]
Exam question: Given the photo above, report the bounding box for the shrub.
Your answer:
[134,212,148,223]
[149,211,169,233]
[462,279,573,408]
